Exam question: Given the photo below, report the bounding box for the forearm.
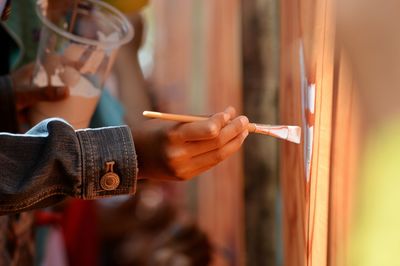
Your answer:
[0,119,138,215]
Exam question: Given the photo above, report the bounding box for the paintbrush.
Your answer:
[143,111,302,144]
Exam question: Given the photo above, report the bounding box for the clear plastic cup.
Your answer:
[30,0,134,129]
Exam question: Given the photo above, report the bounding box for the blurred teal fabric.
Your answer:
[3,0,39,69]
[90,89,125,128]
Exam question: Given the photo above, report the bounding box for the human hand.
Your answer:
[10,63,69,111]
[134,107,249,181]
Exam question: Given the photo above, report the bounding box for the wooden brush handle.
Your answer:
[142,111,207,123]
[143,111,258,132]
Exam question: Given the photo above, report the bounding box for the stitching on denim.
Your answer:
[0,192,69,212]
[126,127,138,194]
[78,131,95,199]
[76,132,85,198]
[0,186,70,210]
[124,127,136,191]
[91,188,135,199]
[82,132,91,198]
[90,127,134,194]
[0,186,71,206]
[121,127,131,188]
[86,131,95,199]
[91,130,107,194]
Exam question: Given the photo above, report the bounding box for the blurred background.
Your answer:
[118,1,282,265]
[34,0,283,266]
[36,0,400,265]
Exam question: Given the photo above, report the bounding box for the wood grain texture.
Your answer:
[307,0,335,263]
[280,0,308,265]
[328,52,359,266]
[280,0,359,265]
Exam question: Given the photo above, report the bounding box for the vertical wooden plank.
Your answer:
[197,1,244,265]
[328,54,360,266]
[280,0,340,264]
[307,0,335,264]
[280,0,308,264]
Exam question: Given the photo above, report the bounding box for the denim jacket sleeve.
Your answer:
[0,119,138,215]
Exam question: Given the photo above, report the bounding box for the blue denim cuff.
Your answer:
[76,126,138,199]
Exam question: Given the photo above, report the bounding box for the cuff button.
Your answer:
[100,161,120,191]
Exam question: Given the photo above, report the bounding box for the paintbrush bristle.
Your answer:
[252,124,302,144]
[287,126,302,144]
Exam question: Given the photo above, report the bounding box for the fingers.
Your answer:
[39,86,70,101]
[224,106,236,119]
[194,129,248,169]
[169,112,230,142]
[164,115,248,171]
[173,130,249,180]
[157,107,248,181]
[182,116,249,157]
[17,86,69,108]
[168,107,238,143]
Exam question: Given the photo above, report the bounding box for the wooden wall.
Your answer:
[280,0,359,265]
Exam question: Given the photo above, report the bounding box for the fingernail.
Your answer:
[223,112,230,122]
[239,116,249,126]
[224,106,233,113]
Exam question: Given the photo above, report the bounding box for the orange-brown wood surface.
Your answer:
[328,53,359,266]
[280,0,359,265]
[280,1,304,264]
